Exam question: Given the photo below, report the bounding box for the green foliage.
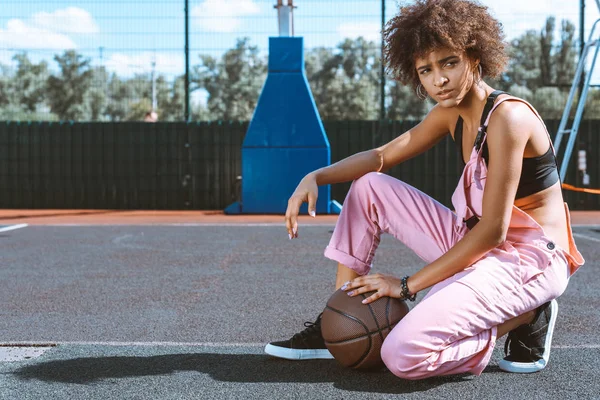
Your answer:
[192,37,267,120]
[503,17,578,119]
[13,53,50,112]
[306,37,380,120]
[46,50,94,120]
[87,66,109,121]
[386,82,432,120]
[0,16,593,122]
[105,73,134,121]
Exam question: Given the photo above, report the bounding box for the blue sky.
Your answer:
[0,0,596,81]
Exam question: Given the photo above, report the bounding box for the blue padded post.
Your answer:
[225,37,342,214]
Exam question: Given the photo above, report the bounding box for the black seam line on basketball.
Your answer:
[385,297,391,337]
[361,293,385,344]
[323,306,396,343]
[324,305,371,368]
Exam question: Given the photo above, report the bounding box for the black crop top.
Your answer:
[453,92,560,199]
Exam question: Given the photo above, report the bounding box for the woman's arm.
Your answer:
[407,101,532,294]
[312,104,452,186]
[286,105,453,238]
[343,102,537,303]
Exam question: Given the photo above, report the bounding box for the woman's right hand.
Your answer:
[285,173,318,239]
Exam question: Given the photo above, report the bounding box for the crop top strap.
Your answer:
[476,95,557,168]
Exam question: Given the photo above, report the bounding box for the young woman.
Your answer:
[264,0,584,379]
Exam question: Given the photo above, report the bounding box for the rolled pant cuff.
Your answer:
[471,325,498,376]
[324,246,371,276]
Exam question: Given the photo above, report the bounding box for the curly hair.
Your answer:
[383,0,508,92]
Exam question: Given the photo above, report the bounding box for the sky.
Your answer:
[0,0,597,81]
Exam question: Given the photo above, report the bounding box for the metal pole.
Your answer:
[579,0,585,97]
[184,0,190,121]
[151,57,157,111]
[380,0,386,120]
[275,0,294,37]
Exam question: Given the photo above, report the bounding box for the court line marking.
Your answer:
[573,233,600,243]
[0,223,28,233]
[27,224,337,227]
[12,223,600,228]
[1,341,265,347]
[1,341,599,349]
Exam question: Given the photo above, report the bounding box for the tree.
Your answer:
[505,30,542,90]
[86,66,109,121]
[305,37,380,120]
[555,20,577,88]
[386,81,432,120]
[156,75,185,121]
[192,38,267,120]
[0,63,13,109]
[530,86,566,119]
[502,17,580,118]
[46,50,94,120]
[105,73,134,121]
[12,52,49,112]
[540,17,555,87]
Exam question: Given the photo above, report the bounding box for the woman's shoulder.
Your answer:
[488,94,541,131]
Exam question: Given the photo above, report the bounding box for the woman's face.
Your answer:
[414,48,476,107]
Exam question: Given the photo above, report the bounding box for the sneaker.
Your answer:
[499,299,558,373]
[264,313,334,360]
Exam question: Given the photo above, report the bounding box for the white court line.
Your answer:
[2,341,599,349]
[573,233,600,243]
[26,223,600,228]
[0,223,28,233]
[38,224,336,227]
[0,341,265,347]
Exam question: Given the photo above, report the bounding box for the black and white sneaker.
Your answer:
[264,313,334,360]
[499,299,558,373]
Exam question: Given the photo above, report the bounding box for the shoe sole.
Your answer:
[498,299,558,373]
[264,344,334,360]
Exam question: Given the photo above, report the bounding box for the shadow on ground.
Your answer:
[12,353,482,394]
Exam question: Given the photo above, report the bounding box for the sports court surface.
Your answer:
[1,209,600,400]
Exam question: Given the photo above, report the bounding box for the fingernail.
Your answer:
[340,284,348,291]
[310,211,316,217]
[288,234,292,240]
[347,291,354,296]
[362,299,367,304]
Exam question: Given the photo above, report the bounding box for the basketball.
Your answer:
[321,288,410,370]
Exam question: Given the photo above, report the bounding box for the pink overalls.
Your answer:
[323,96,585,380]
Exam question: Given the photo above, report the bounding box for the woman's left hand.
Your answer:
[341,273,404,305]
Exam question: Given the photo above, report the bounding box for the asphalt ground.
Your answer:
[1,221,599,400]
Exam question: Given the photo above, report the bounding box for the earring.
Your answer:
[474,64,483,85]
[416,84,427,100]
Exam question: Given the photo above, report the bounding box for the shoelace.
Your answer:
[291,314,322,343]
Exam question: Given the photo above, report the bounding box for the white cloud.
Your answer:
[32,7,99,34]
[191,0,261,33]
[104,52,185,78]
[0,19,76,50]
[337,22,381,42]
[0,7,99,51]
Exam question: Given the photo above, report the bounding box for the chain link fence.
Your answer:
[0,0,592,122]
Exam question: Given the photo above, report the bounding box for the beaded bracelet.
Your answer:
[401,275,417,302]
